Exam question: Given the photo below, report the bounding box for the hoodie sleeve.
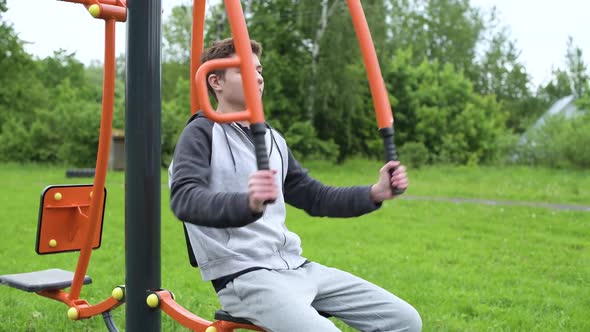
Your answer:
[169,118,262,228]
[283,149,381,217]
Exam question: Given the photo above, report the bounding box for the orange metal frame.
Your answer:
[189,0,395,129]
[40,0,394,330]
[36,0,127,320]
[193,0,265,125]
[161,1,396,331]
[151,290,263,332]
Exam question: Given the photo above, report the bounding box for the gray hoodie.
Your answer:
[169,113,380,281]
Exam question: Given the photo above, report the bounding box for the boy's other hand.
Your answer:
[370,161,408,203]
[248,170,278,213]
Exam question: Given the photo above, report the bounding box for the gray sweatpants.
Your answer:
[217,262,422,332]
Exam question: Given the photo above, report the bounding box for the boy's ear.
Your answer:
[208,74,222,93]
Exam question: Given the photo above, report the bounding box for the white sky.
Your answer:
[4,0,590,87]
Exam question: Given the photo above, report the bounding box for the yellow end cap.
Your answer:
[88,4,100,18]
[54,192,62,201]
[146,294,159,308]
[67,307,79,320]
[112,287,124,301]
[205,327,218,332]
[49,239,57,248]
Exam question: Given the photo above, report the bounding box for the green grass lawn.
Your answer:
[0,161,588,331]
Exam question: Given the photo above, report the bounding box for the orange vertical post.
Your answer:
[190,0,206,113]
[69,18,117,301]
[347,0,404,195]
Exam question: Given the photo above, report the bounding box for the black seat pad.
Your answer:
[0,269,92,292]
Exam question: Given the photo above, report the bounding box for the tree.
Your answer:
[538,37,589,107]
[475,31,538,133]
[162,5,193,103]
[163,4,192,63]
[0,4,47,131]
[537,68,572,104]
[386,0,534,134]
[564,36,588,98]
[297,0,343,121]
[385,48,508,164]
[162,77,192,166]
[386,0,484,73]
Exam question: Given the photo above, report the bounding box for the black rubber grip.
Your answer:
[378,127,405,196]
[251,123,270,170]
[251,122,275,204]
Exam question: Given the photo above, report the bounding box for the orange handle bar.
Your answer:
[224,0,265,125]
[347,0,392,129]
[195,57,253,123]
[194,0,265,125]
[60,0,112,4]
[88,4,127,22]
[58,0,126,22]
[347,0,405,195]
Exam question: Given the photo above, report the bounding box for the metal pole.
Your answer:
[125,0,162,331]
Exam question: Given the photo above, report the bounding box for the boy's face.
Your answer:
[213,53,264,110]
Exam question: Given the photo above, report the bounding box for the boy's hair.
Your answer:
[201,37,262,100]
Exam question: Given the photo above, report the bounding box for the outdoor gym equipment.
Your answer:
[150,1,403,331]
[147,1,267,331]
[0,0,127,330]
[0,0,404,330]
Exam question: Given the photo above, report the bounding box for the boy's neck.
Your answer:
[216,105,250,127]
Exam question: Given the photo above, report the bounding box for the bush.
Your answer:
[161,100,186,167]
[284,121,339,163]
[385,50,508,165]
[484,131,520,166]
[517,112,590,168]
[398,141,429,168]
[0,116,35,162]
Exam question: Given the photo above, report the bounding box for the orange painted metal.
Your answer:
[346,0,394,129]
[194,0,265,125]
[37,185,105,254]
[155,290,263,332]
[33,0,128,319]
[37,290,122,320]
[60,0,115,5]
[190,0,206,113]
[59,0,126,22]
[37,289,77,307]
[196,57,253,122]
[78,296,124,319]
[68,17,117,302]
[91,4,127,21]
[156,291,213,331]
